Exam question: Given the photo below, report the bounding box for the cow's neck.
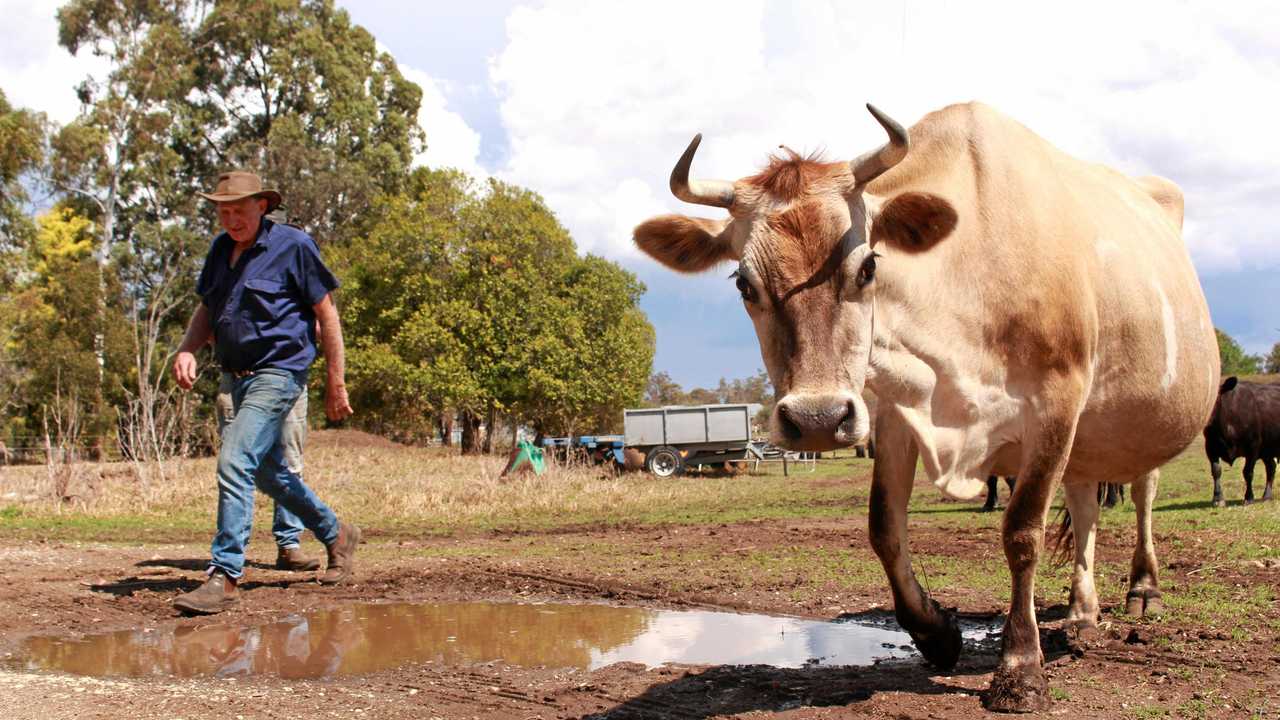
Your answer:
[865,285,1025,500]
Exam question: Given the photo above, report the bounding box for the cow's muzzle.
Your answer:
[773,393,865,451]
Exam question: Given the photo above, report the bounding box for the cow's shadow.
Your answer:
[578,613,1071,720]
[1155,499,1238,512]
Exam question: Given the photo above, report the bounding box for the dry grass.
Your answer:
[0,430,807,534]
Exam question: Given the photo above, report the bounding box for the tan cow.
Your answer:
[633,102,1218,712]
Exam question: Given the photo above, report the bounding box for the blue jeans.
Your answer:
[217,374,308,548]
[210,369,339,578]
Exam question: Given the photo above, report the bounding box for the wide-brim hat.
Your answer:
[197,171,283,211]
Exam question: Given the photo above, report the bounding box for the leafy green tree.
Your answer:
[0,89,47,431]
[53,0,200,451]
[1265,341,1280,376]
[4,208,131,448]
[181,0,424,245]
[338,171,654,447]
[0,88,46,252]
[1216,328,1261,377]
[330,168,475,441]
[520,255,654,436]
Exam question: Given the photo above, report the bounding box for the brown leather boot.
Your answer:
[173,571,238,615]
[275,545,321,571]
[319,522,361,585]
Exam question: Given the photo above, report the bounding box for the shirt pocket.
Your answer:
[241,277,290,312]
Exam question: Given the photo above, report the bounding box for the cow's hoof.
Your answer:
[908,611,962,670]
[983,665,1051,713]
[1212,497,1226,508]
[1125,588,1163,616]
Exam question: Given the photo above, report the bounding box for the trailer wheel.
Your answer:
[645,446,684,477]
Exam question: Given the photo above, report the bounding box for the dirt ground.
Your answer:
[1,518,1277,719]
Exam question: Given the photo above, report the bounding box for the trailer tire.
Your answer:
[645,446,684,477]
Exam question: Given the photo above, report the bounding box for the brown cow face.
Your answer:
[636,157,879,451]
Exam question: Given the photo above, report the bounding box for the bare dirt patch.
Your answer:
[1,518,1277,719]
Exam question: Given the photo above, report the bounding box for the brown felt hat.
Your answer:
[197,171,283,211]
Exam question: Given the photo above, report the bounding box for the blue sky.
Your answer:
[3,1,1277,388]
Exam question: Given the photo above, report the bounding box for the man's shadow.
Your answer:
[83,558,315,597]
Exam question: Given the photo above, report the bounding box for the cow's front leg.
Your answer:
[868,412,961,670]
[1210,457,1226,507]
[1126,469,1162,615]
[984,409,1077,713]
[1243,457,1257,504]
[1262,457,1275,502]
[1063,481,1102,635]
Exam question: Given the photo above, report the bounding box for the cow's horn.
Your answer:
[849,104,909,185]
[670,133,735,208]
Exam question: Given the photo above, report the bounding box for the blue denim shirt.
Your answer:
[196,219,339,374]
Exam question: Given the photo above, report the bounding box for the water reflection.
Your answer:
[13,602,997,680]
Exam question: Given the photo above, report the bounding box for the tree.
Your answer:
[519,254,654,436]
[4,207,131,450]
[330,168,475,442]
[181,0,424,246]
[0,88,46,251]
[337,172,655,447]
[644,371,684,406]
[0,89,47,435]
[1216,328,1262,377]
[1265,342,1280,376]
[54,0,200,452]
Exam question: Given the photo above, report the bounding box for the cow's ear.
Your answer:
[871,192,958,254]
[1220,376,1238,394]
[634,215,736,273]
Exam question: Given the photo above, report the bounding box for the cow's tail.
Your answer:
[1049,484,1110,566]
[1049,506,1074,567]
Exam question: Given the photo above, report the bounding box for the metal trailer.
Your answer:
[624,404,764,477]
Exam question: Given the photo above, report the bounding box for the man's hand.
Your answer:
[325,383,353,421]
[173,351,199,390]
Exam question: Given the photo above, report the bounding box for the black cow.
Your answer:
[1204,377,1280,506]
[984,476,1124,512]
[982,476,1015,512]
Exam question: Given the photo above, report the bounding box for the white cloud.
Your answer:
[490,0,1280,275]
[397,61,487,181]
[0,0,105,124]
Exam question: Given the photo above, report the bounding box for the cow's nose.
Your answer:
[774,394,857,450]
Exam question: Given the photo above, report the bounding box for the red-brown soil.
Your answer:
[0,518,1277,719]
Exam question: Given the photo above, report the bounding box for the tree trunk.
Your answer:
[482,402,496,454]
[438,413,454,447]
[459,410,482,455]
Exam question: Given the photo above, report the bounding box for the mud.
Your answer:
[0,519,1277,719]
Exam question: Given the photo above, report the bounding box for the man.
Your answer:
[211,207,320,573]
[171,171,359,615]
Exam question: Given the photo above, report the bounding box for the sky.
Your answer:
[2,0,1278,388]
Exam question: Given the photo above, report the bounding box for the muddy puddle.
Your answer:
[8,601,1001,680]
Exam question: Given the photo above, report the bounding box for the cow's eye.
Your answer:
[856,254,877,288]
[734,273,756,303]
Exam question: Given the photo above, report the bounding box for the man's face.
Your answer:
[217,196,268,244]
